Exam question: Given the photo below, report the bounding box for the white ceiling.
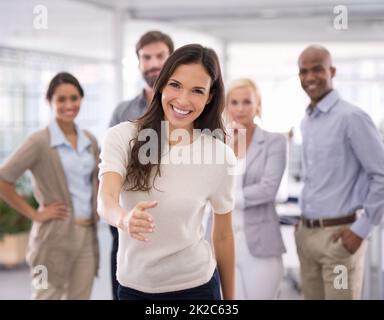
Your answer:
[1,0,383,61]
[71,0,384,42]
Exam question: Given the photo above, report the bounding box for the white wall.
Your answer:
[0,0,114,60]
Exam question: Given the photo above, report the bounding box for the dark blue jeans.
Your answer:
[118,269,221,300]
[110,226,119,300]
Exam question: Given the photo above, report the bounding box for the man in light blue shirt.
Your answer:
[295,45,384,299]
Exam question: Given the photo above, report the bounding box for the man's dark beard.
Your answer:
[143,68,161,87]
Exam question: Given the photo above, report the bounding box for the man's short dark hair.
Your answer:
[135,31,174,57]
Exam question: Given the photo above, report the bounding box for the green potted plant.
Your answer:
[0,175,37,267]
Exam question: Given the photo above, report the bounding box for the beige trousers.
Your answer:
[32,224,96,300]
[294,221,367,300]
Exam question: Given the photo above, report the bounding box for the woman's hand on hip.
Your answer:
[34,202,70,222]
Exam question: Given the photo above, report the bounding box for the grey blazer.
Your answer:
[242,127,287,257]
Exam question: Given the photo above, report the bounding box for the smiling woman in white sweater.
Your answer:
[97,44,236,300]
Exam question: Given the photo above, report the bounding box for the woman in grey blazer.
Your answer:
[226,79,286,299]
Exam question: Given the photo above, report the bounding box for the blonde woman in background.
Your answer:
[226,78,286,299]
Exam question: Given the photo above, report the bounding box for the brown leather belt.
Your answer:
[74,218,94,226]
[302,212,357,229]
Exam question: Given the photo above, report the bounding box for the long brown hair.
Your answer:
[126,43,226,192]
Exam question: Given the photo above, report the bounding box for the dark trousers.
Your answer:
[110,225,119,300]
[118,269,221,300]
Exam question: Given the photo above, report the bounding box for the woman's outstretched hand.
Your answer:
[119,200,157,242]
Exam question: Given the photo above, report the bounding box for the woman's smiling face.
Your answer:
[226,85,260,128]
[50,83,82,123]
[161,63,212,134]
